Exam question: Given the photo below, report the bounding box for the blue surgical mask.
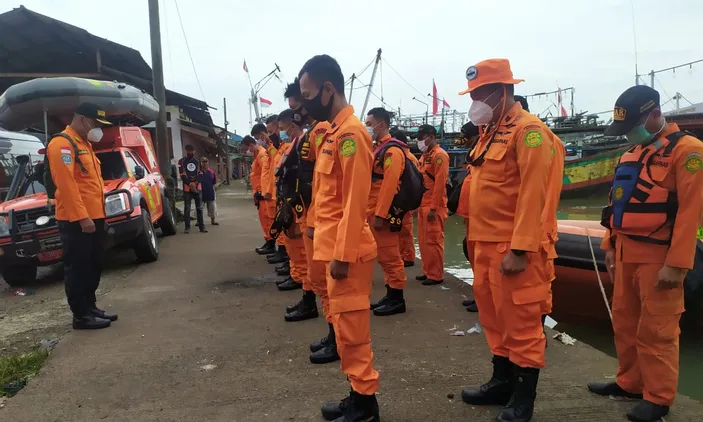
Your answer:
[367,127,375,138]
[279,131,290,142]
[625,115,664,145]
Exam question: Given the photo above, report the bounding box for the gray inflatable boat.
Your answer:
[0,77,159,131]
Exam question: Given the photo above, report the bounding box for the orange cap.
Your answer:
[458,59,524,95]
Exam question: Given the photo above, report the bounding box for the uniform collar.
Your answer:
[657,122,681,140]
[378,134,392,145]
[64,125,88,146]
[327,105,355,135]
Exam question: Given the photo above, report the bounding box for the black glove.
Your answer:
[254,191,264,201]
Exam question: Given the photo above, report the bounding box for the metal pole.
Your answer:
[224,97,232,185]
[251,88,261,122]
[148,0,175,213]
[359,48,382,118]
[650,70,655,88]
[348,73,355,103]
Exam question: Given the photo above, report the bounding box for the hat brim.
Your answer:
[604,120,635,137]
[95,118,113,126]
[458,78,524,95]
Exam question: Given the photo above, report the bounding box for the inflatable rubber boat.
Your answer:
[0,77,159,131]
[552,220,703,326]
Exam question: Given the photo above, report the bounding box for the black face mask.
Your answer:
[293,106,309,127]
[269,132,281,148]
[303,88,334,122]
[186,152,194,158]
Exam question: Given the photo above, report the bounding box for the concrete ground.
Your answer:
[1,183,702,421]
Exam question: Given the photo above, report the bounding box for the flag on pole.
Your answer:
[259,96,272,108]
[442,99,451,109]
[432,79,439,116]
[243,59,249,73]
[558,88,568,117]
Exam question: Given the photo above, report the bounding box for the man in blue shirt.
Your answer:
[199,157,218,226]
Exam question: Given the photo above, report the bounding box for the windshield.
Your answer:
[97,151,128,180]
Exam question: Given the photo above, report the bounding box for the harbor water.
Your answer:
[426,194,703,402]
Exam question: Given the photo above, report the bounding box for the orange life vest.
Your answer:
[602,131,688,245]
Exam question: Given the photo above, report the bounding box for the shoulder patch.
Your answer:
[62,154,72,165]
[315,134,325,147]
[60,148,71,154]
[383,156,392,168]
[436,157,443,165]
[524,130,543,148]
[77,149,89,155]
[697,225,703,240]
[684,155,703,173]
[340,138,356,157]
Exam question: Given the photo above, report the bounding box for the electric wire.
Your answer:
[174,0,207,101]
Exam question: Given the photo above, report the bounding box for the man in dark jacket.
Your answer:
[200,157,218,225]
[178,144,207,234]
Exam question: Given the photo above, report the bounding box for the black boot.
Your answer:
[403,260,415,267]
[267,246,288,264]
[88,307,118,322]
[285,290,319,322]
[415,274,427,281]
[286,293,305,313]
[72,315,111,330]
[465,300,478,313]
[373,286,406,316]
[277,277,303,291]
[587,381,643,400]
[310,324,340,364]
[422,278,443,286]
[310,323,334,353]
[370,285,391,310]
[496,366,540,422]
[256,239,275,255]
[462,355,514,405]
[321,390,380,422]
[276,262,290,276]
[626,400,669,422]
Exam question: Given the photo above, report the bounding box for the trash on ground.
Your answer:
[543,316,558,329]
[39,338,59,351]
[8,288,35,297]
[200,364,217,371]
[445,324,459,332]
[447,393,455,399]
[467,322,482,335]
[439,285,450,291]
[553,332,577,345]
[450,331,466,336]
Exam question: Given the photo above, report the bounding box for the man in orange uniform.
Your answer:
[458,59,556,422]
[264,115,289,265]
[588,86,703,422]
[251,123,278,255]
[415,124,449,286]
[244,134,276,255]
[365,107,414,316]
[299,54,380,421]
[47,103,116,330]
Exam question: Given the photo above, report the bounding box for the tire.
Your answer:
[158,196,177,236]
[1,264,38,287]
[133,210,159,263]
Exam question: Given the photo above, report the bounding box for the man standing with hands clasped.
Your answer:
[588,85,703,422]
[46,103,117,330]
[178,144,207,234]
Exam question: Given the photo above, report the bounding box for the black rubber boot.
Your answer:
[462,355,514,405]
[403,261,415,267]
[267,246,289,264]
[278,277,303,291]
[465,300,478,313]
[310,323,334,353]
[373,286,406,316]
[370,285,391,310]
[415,274,427,281]
[276,262,290,276]
[422,278,443,286]
[256,239,275,255]
[286,293,305,313]
[587,381,643,399]
[322,390,380,422]
[285,291,319,322]
[496,366,540,422]
[626,400,670,422]
[310,324,340,364]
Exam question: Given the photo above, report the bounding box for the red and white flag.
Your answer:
[432,79,439,116]
[558,88,568,117]
[243,59,249,73]
[259,96,272,108]
[442,99,451,109]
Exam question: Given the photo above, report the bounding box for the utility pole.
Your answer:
[224,97,231,185]
[147,0,175,213]
[360,48,382,118]
[348,73,355,103]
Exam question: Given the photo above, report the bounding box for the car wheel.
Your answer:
[158,196,177,236]
[133,210,159,262]
[1,264,38,287]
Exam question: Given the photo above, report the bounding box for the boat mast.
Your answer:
[360,49,382,119]
[348,73,355,103]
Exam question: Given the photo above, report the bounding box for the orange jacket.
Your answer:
[261,142,278,197]
[313,105,377,263]
[542,136,566,259]
[601,123,703,269]
[307,123,331,228]
[367,134,409,219]
[456,170,472,219]
[419,144,450,213]
[250,145,266,193]
[467,102,553,252]
[47,126,106,222]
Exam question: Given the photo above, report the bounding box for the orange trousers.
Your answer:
[326,259,380,395]
[399,213,415,263]
[612,261,684,407]
[464,220,475,268]
[257,200,274,241]
[417,207,445,281]
[285,229,307,285]
[371,225,407,290]
[544,259,555,314]
[472,241,550,368]
[304,233,330,322]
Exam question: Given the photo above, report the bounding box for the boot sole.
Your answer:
[284,310,319,322]
[309,352,340,364]
[73,323,111,330]
[373,304,407,316]
[278,283,303,292]
[460,390,511,406]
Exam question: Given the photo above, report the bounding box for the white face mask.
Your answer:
[87,127,103,143]
[417,139,428,153]
[255,138,267,147]
[468,89,502,126]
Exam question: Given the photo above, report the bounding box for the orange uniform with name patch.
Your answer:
[250,144,271,240]
[417,144,449,281]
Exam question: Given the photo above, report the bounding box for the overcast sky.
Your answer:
[5,0,703,134]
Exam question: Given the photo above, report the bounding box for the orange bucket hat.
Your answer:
[458,58,524,95]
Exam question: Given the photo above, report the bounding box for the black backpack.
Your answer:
[372,140,427,217]
[43,133,88,200]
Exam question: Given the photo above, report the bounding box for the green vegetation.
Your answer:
[0,348,49,397]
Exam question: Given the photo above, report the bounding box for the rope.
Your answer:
[586,229,613,322]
